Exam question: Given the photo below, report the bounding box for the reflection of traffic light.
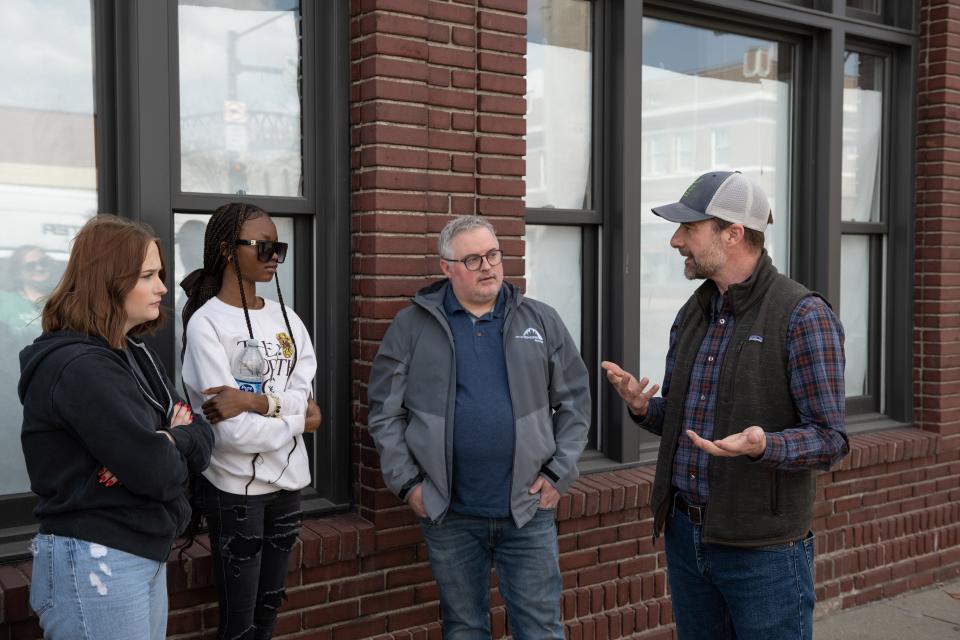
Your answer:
[229,161,247,194]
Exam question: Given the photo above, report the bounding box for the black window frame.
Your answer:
[0,0,352,561]
[524,0,603,452]
[594,0,917,467]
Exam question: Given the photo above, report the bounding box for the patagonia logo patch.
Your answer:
[515,327,544,344]
[748,335,764,343]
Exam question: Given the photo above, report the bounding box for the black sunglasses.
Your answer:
[22,259,53,272]
[235,239,288,263]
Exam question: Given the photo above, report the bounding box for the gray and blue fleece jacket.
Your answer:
[367,280,591,528]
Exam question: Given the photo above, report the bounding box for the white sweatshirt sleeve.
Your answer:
[182,314,306,454]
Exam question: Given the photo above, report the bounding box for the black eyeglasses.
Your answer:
[235,239,288,263]
[443,248,503,271]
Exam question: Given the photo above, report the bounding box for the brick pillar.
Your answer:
[350,0,528,526]
[915,0,960,451]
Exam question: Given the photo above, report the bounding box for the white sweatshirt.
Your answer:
[182,296,315,495]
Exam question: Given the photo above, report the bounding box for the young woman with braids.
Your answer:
[180,202,321,640]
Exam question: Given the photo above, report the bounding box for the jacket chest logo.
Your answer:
[514,327,544,344]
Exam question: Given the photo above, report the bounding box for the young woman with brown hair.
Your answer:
[180,202,320,639]
[19,215,214,640]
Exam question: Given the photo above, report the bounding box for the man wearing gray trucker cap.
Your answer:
[602,171,849,640]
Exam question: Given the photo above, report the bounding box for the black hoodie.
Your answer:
[19,331,214,562]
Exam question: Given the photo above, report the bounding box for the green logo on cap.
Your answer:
[682,177,701,200]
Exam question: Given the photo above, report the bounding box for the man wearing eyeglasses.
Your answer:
[367,215,590,639]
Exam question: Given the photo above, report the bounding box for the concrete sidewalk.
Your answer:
[814,578,960,639]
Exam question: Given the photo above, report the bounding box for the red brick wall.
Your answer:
[916,1,960,447]
[1,1,959,639]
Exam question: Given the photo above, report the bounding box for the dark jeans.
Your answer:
[420,509,564,639]
[199,476,301,640]
[664,496,816,640]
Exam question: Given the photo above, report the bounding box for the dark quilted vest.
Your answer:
[651,253,819,547]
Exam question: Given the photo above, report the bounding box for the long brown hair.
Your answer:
[42,215,166,348]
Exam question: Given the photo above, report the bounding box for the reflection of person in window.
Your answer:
[0,245,55,347]
[0,247,58,493]
[175,220,206,350]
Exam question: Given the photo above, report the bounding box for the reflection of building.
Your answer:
[0,107,95,256]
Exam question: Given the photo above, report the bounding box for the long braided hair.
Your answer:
[178,202,300,556]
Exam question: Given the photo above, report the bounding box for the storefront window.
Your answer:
[639,18,793,385]
[0,0,97,496]
[178,0,303,197]
[841,50,886,399]
[525,0,592,210]
[524,225,582,349]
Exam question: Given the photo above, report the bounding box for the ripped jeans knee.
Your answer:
[199,477,301,640]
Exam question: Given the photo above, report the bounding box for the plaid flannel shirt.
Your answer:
[637,292,848,507]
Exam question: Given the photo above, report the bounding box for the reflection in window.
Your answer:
[712,129,731,168]
[524,225,582,349]
[675,134,694,173]
[840,235,872,397]
[173,213,296,383]
[525,0,592,210]
[0,0,97,495]
[640,18,792,384]
[847,0,881,14]
[178,1,303,197]
[842,52,883,223]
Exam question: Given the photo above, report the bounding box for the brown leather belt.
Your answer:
[675,493,705,526]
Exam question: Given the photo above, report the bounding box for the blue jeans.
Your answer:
[664,499,816,640]
[29,534,167,640]
[200,477,301,640]
[420,509,563,640]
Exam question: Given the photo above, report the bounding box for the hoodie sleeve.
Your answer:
[52,353,191,502]
[149,346,215,474]
[181,313,308,454]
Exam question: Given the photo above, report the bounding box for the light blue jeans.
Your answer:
[664,500,816,640]
[420,508,563,640]
[29,534,168,640]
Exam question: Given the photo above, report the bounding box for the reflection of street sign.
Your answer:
[224,123,248,152]
[224,100,247,123]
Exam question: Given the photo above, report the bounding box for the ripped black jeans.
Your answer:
[199,476,301,640]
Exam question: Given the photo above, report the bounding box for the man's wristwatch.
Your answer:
[398,473,425,502]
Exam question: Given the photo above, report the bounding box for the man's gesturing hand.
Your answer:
[686,425,767,459]
[601,361,660,419]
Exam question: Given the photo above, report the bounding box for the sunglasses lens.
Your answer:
[257,241,288,263]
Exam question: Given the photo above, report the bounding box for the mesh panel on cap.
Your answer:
[705,174,770,231]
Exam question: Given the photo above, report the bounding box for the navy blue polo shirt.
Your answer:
[444,286,515,518]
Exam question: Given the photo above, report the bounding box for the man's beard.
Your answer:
[681,242,725,280]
